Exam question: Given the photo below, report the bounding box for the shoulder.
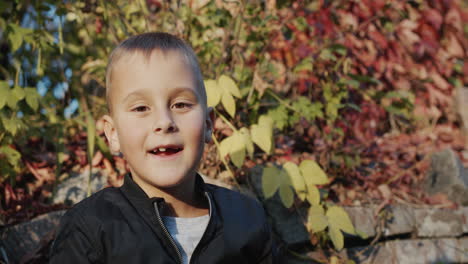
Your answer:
[60,186,123,226]
[206,184,267,225]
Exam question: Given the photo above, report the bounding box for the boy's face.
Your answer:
[103,50,213,195]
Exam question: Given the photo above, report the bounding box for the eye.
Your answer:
[172,102,192,110]
[132,106,149,112]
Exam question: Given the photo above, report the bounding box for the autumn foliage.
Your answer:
[0,0,467,240]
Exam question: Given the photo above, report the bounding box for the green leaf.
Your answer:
[283,162,306,201]
[6,89,19,109]
[326,206,355,235]
[12,86,25,100]
[2,116,17,136]
[329,225,344,250]
[219,75,241,98]
[306,184,320,205]
[262,166,281,198]
[221,92,236,118]
[279,184,294,208]
[300,160,329,185]
[205,80,221,107]
[307,205,328,232]
[9,25,23,52]
[25,87,39,111]
[230,131,246,168]
[0,145,21,167]
[0,81,9,109]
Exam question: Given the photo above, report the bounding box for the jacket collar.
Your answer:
[120,172,207,202]
[119,173,220,259]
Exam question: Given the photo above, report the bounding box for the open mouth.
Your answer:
[148,146,183,156]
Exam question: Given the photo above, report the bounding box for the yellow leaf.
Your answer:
[326,206,355,235]
[219,134,235,159]
[283,162,306,201]
[262,166,281,198]
[204,80,221,107]
[329,225,344,250]
[300,160,329,185]
[279,184,294,208]
[239,127,254,157]
[219,75,241,98]
[258,115,273,129]
[306,184,320,205]
[221,92,236,118]
[251,116,273,154]
[330,256,339,264]
[307,205,328,233]
[230,132,246,168]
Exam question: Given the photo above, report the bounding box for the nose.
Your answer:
[153,108,177,133]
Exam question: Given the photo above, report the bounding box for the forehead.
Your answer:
[109,49,197,97]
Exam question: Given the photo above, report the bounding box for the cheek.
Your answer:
[116,117,149,147]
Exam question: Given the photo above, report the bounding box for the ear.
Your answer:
[103,115,121,154]
[204,107,215,143]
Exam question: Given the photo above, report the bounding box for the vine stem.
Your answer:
[214,108,238,132]
[265,89,300,113]
[211,134,240,188]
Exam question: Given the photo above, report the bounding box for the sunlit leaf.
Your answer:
[239,127,254,157]
[219,75,241,98]
[9,25,23,52]
[221,91,236,118]
[326,206,355,235]
[279,184,294,208]
[6,89,19,109]
[307,205,328,232]
[230,131,246,168]
[12,86,25,100]
[25,87,39,111]
[262,166,281,198]
[283,162,306,201]
[328,225,344,250]
[300,160,329,185]
[0,145,21,167]
[306,184,320,205]
[219,134,235,159]
[205,80,221,107]
[2,116,17,136]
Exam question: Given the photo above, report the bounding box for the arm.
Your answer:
[49,211,102,264]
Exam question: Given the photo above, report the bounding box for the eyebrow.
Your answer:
[121,87,200,104]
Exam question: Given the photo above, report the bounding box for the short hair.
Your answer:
[105,32,206,113]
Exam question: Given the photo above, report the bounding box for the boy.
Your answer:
[49,32,274,263]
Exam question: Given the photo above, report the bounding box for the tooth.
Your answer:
[159,148,166,152]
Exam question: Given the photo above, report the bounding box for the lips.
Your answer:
[148,145,183,156]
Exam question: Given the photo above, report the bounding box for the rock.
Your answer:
[0,210,66,263]
[415,208,464,237]
[424,148,468,205]
[343,206,376,237]
[53,169,108,205]
[345,238,468,263]
[248,166,310,245]
[383,205,415,236]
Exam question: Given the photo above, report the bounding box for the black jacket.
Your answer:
[49,174,274,263]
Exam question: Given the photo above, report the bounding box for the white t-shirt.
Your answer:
[162,214,210,264]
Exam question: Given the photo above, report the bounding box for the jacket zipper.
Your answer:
[189,192,213,264]
[153,202,183,264]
